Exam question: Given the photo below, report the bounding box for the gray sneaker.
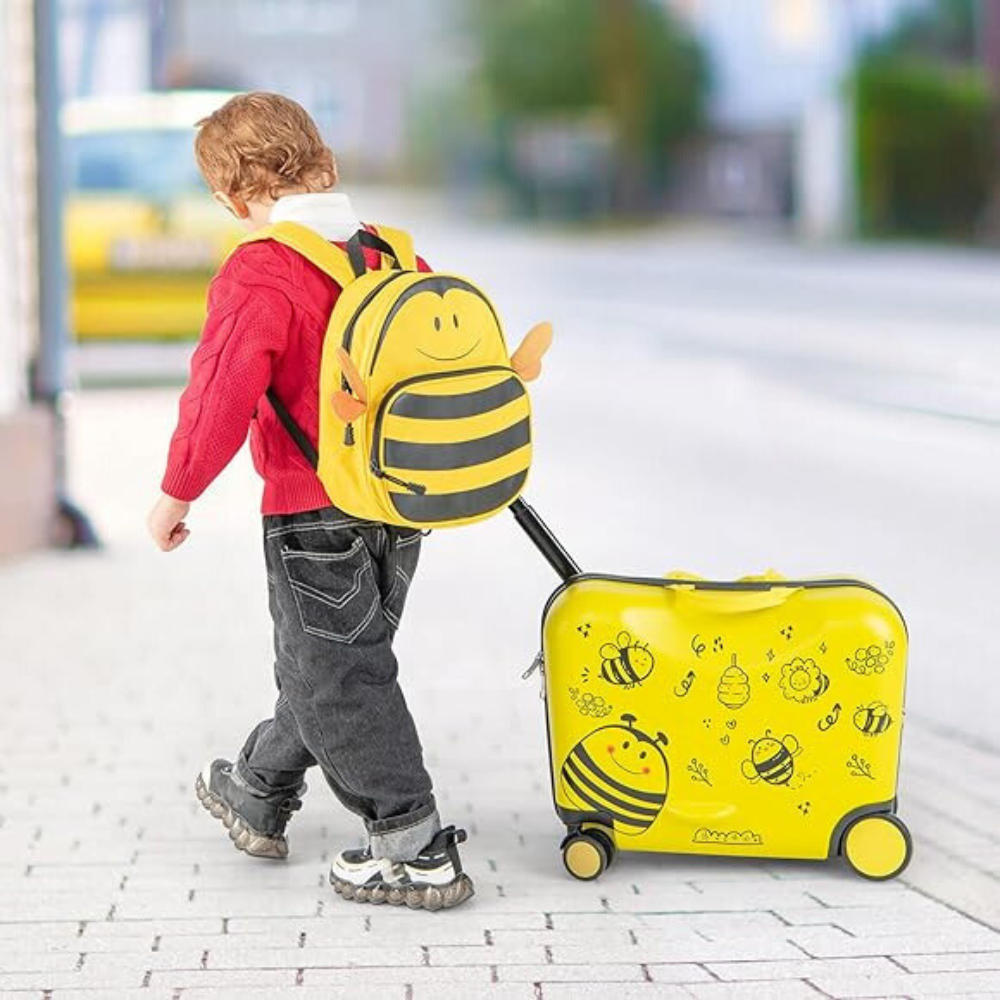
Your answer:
[195,759,304,860]
[329,825,474,911]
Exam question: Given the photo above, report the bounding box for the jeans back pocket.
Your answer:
[280,535,380,644]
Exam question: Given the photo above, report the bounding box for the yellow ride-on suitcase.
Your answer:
[511,499,911,882]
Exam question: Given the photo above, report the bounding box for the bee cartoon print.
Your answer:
[596,631,655,689]
[560,714,669,835]
[853,701,893,736]
[741,731,801,786]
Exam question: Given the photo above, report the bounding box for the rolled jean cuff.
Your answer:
[233,757,302,798]
[367,802,440,862]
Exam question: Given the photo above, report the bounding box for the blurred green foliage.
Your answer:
[854,0,994,240]
[855,59,992,239]
[469,0,707,215]
[866,0,979,65]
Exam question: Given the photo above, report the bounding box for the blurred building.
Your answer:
[60,0,153,97]
[156,0,455,175]
[0,1,57,556]
[667,0,924,235]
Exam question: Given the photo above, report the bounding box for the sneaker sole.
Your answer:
[194,772,288,860]
[329,871,474,911]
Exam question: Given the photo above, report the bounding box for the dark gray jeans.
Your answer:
[235,507,439,861]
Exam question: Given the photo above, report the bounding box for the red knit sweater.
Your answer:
[161,235,430,514]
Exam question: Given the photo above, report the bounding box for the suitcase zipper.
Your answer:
[522,650,544,680]
[523,650,546,698]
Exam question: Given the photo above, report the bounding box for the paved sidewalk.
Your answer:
[3,329,1000,994]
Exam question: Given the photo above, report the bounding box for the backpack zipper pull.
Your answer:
[340,374,356,446]
[370,460,426,495]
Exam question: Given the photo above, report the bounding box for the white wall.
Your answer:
[0,0,37,417]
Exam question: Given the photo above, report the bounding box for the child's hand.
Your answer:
[147,494,192,552]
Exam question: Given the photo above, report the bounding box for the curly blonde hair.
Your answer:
[194,92,337,201]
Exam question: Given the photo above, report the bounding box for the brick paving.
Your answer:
[2,324,1000,996]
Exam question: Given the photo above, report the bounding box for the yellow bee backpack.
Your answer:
[239,221,551,528]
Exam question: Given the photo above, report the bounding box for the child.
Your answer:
[147,92,472,910]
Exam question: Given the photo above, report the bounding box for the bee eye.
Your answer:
[623,741,630,749]
[640,750,647,759]
[453,313,459,327]
[434,317,441,331]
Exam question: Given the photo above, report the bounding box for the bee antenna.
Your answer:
[656,731,669,746]
[620,713,637,728]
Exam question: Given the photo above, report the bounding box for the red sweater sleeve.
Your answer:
[161,273,292,502]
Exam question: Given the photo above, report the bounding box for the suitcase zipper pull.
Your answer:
[522,650,544,680]
[522,651,545,699]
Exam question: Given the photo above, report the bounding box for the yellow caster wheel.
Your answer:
[843,814,912,881]
[562,831,610,881]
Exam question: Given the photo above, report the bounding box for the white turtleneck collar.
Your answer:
[268,191,362,241]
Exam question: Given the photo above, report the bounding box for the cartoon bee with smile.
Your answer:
[560,714,669,835]
[596,632,655,689]
[853,701,893,736]
[742,731,801,786]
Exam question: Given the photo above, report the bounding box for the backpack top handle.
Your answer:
[345,226,416,277]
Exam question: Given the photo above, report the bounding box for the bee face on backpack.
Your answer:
[374,278,508,378]
[393,285,500,366]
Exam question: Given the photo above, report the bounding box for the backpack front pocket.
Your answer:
[369,367,531,526]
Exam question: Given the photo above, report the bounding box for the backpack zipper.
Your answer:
[369,460,427,495]
[338,270,410,447]
[340,270,410,357]
[369,365,517,495]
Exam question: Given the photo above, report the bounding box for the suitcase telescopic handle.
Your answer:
[510,497,581,581]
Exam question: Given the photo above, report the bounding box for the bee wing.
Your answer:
[741,760,759,781]
[600,643,619,659]
[510,321,553,382]
[784,734,801,755]
[617,631,632,648]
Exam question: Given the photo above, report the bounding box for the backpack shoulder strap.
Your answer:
[235,220,357,289]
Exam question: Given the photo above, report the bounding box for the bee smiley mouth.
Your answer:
[416,339,481,362]
[610,756,644,777]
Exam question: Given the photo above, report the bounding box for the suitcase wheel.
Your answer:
[561,828,614,881]
[842,813,912,881]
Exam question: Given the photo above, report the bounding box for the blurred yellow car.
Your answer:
[64,90,241,340]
